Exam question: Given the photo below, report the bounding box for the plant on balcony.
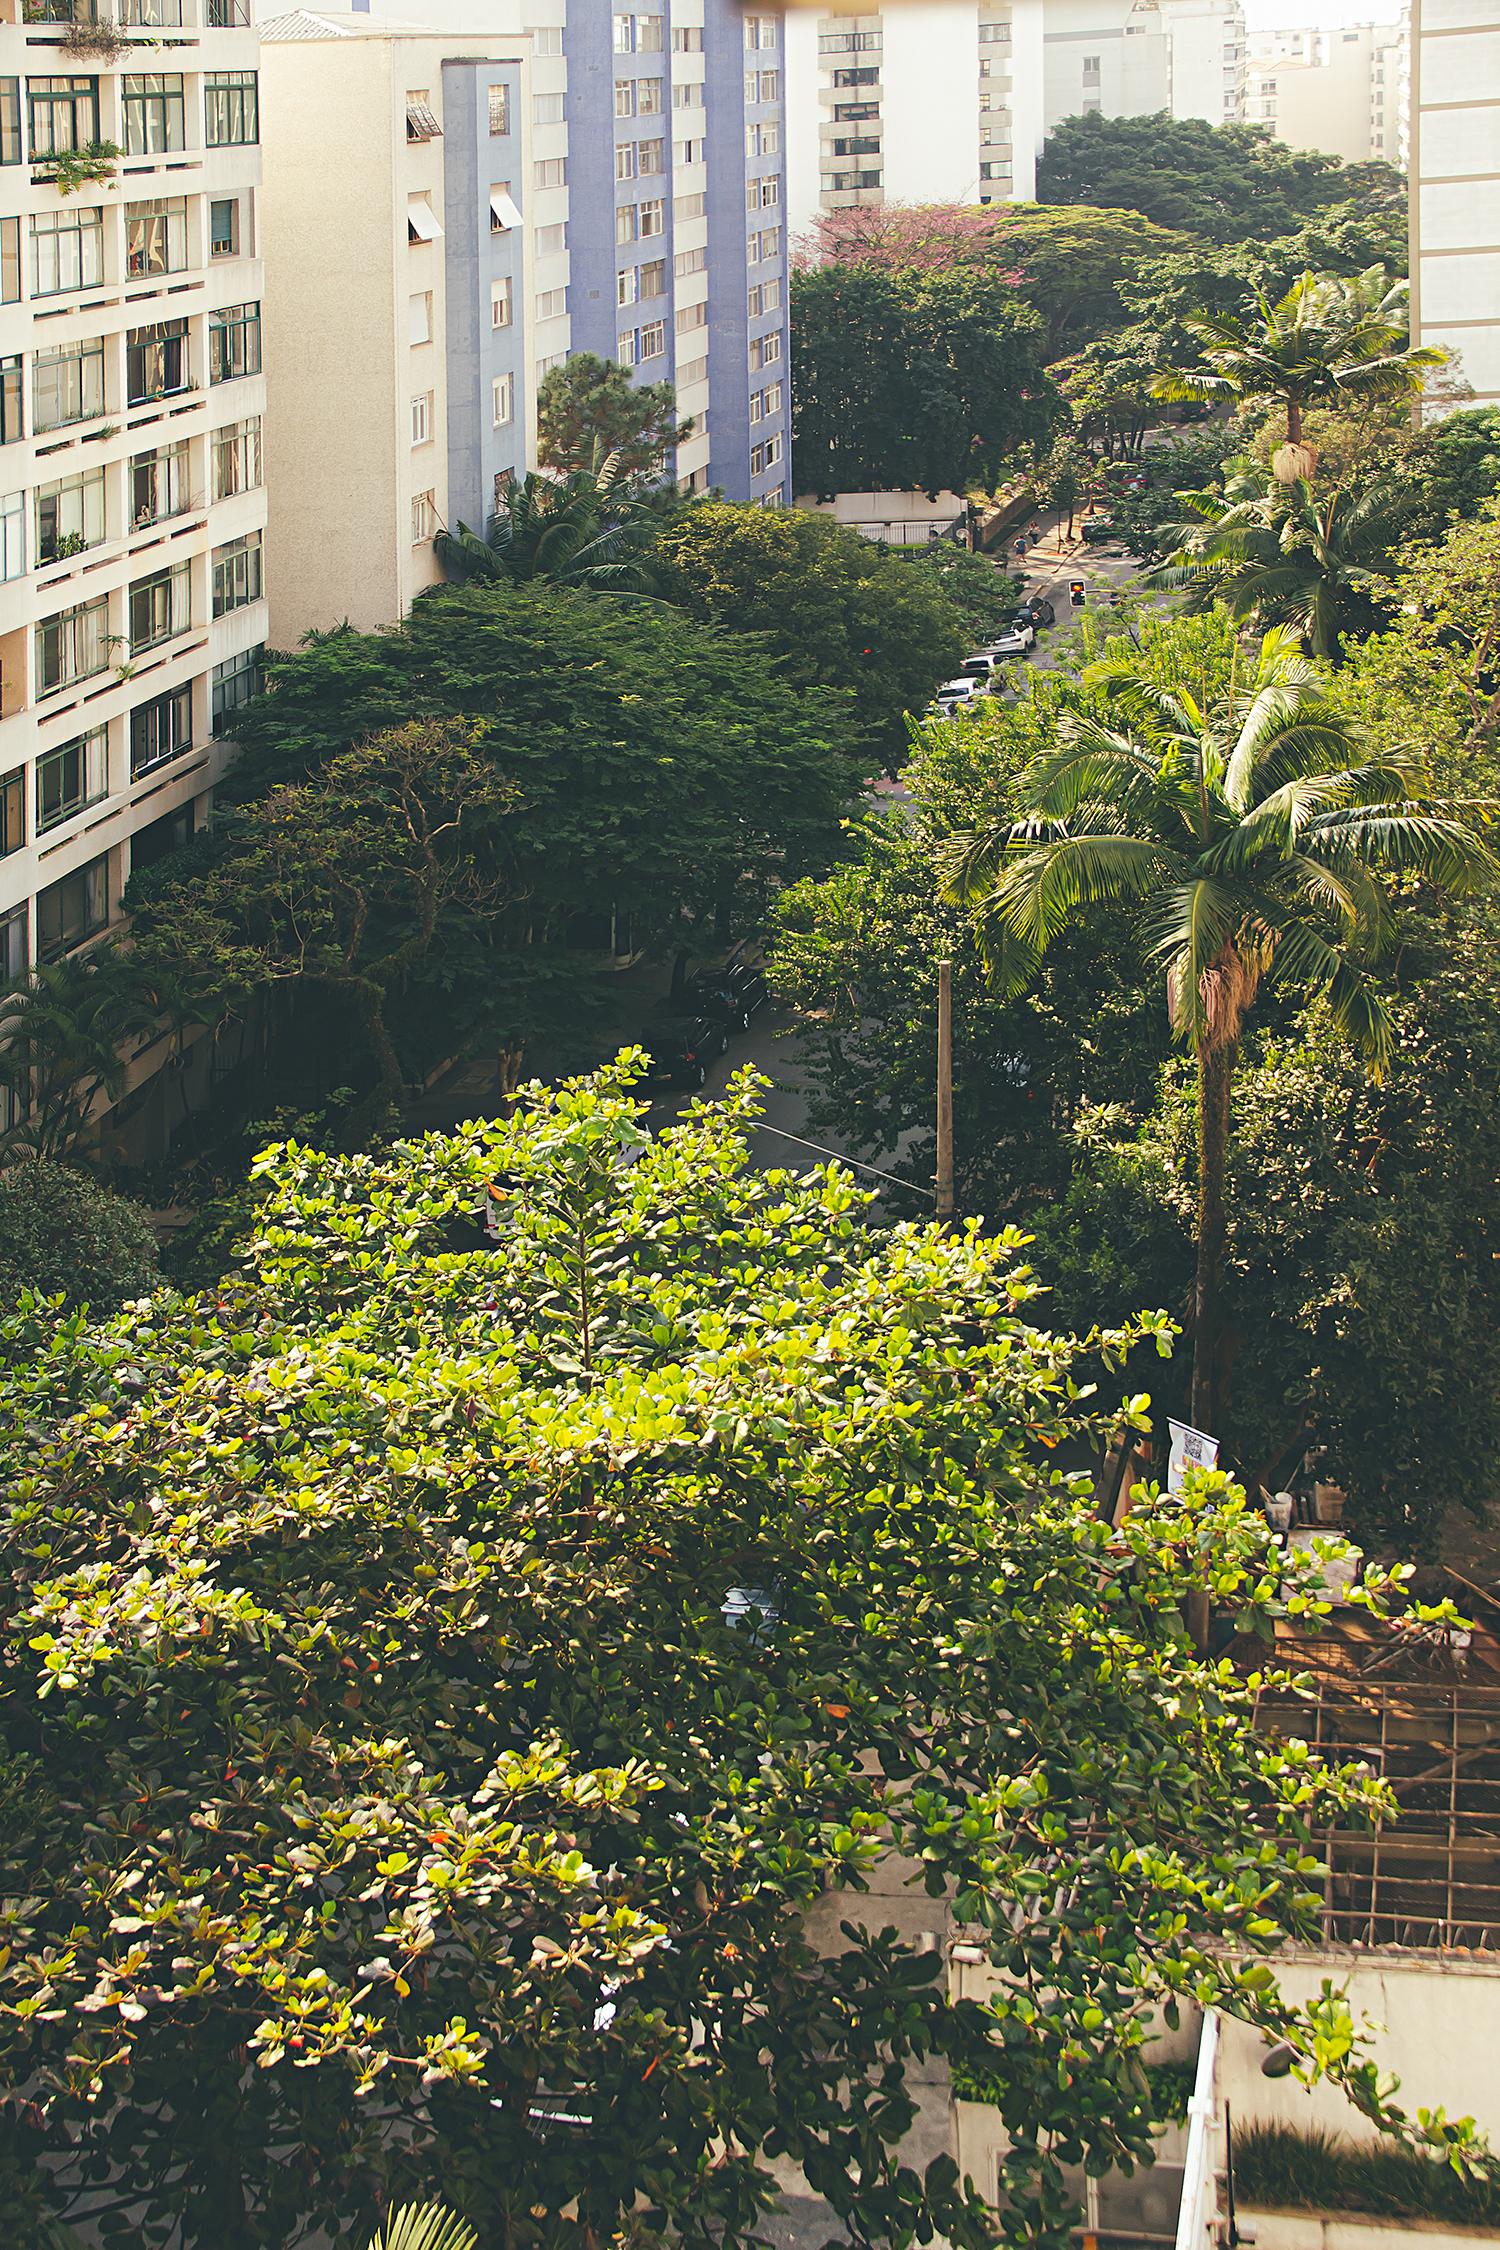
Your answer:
[61,16,131,58]
[35,139,121,196]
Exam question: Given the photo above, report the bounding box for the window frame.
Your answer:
[121,72,184,157]
[129,683,193,780]
[208,300,262,385]
[204,70,259,148]
[36,726,108,836]
[38,851,110,961]
[211,529,262,618]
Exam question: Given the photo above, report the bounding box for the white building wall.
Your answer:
[882,3,982,203]
[1411,0,1500,411]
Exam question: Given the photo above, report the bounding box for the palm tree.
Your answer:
[944,627,1496,1434]
[0,951,162,1161]
[1152,268,1447,445]
[434,455,661,591]
[1153,471,1405,661]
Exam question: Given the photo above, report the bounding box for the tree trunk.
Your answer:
[1286,396,1303,444]
[1191,1038,1235,1435]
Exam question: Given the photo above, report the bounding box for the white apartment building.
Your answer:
[0,0,265,1036]
[1246,20,1407,167]
[785,0,1244,241]
[1409,0,1500,413]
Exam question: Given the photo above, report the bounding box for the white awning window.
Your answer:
[407,197,442,243]
[489,187,524,231]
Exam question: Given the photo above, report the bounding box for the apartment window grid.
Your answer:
[126,197,189,281]
[36,727,108,835]
[744,14,778,49]
[748,331,782,372]
[37,464,105,560]
[212,529,262,617]
[750,433,783,476]
[535,156,566,190]
[209,301,262,385]
[35,337,106,431]
[126,319,188,407]
[28,75,99,160]
[672,82,703,111]
[491,372,513,426]
[130,683,192,780]
[616,328,637,368]
[639,318,665,360]
[38,852,110,960]
[671,25,702,52]
[675,243,707,280]
[533,91,565,126]
[212,643,263,734]
[0,764,22,858]
[129,559,191,653]
[676,354,707,388]
[488,83,510,135]
[675,137,705,167]
[537,286,567,321]
[639,257,665,299]
[132,438,191,525]
[37,595,110,697]
[675,300,707,338]
[491,275,513,328]
[31,205,104,298]
[1,79,22,167]
[639,197,665,236]
[212,415,261,503]
[637,138,665,176]
[205,71,259,147]
[411,391,432,447]
[122,73,184,156]
[674,191,706,223]
[746,176,780,212]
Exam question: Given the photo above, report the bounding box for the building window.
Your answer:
[407,194,442,244]
[533,91,564,125]
[129,684,192,779]
[674,191,705,222]
[637,15,664,53]
[410,290,432,345]
[205,71,258,147]
[209,301,262,384]
[676,355,707,389]
[411,391,432,446]
[638,257,665,297]
[212,644,262,734]
[0,903,26,984]
[410,490,436,545]
[613,12,635,53]
[672,25,702,52]
[675,243,706,279]
[764,380,783,416]
[0,487,21,582]
[750,433,783,476]
[745,14,777,50]
[537,221,567,256]
[28,75,99,161]
[616,330,637,368]
[36,595,109,698]
[491,275,513,328]
[637,138,665,174]
[537,285,567,320]
[132,438,191,525]
[757,69,781,100]
[406,92,442,143]
[212,530,262,617]
[615,204,637,245]
[534,25,562,53]
[615,143,637,183]
[536,351,565,378]
[36,464,105,561]
[675,300,708,337]
[36,727,108,836]
[617,266,638,307]
[487,82,510,135]
[130,801,195,875]
[491,373,514,426]
[0,765,22,859]
[38,853,110,960]
[749,331,783,372]
[125,196,188,279]
[129,559,191,652]
[832,66,879,85]
[211,415,261,502]
[0,79,21,167]
[639,197,665,235]
[637,78,663,113]
[34,338,106,432]
[126,318,187,406]
[122,73,184,156]
[534,156,566,190]
[30,205,104,298]
[673,82,703,111]
[639,318,665,359]
[209,196,240,258]
[1,217,17,304]
[614,78,636,118]
[675,137,705,167]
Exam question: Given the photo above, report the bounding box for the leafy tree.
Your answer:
[792,197,1005,272]
[1037,112,1403,246]
[895,539,1020,645]
[535,351,691,482]
[1031,909,1500,1553]
[1032,432,1093,533]
[0,953,162,1161]
[1087,425,1243,561]
[0,1063,1480,2249]
[1156,468,1405,659]
[790,262,1058,499]
[1337,495,1500,780]
[1399,406,1500,540]
[0,1157,158,1310]
[1053,339,1160,460]
[650,500,967,767]
[200,591,858,1087]
[944,623,1497,1432]
[987,203,1194,357]
[435,459,662,590]
[1152,269,1444,447]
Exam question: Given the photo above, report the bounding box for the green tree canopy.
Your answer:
[649,501,968,768]
[0,1065,1477,2249]
[0,1157,158,1310]
[986,202,1196,356]
[435,459,663,591]
[789,262,1058,499]
[535,352,691,483]
[1037,112,1404,246]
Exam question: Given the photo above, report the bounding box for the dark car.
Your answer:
[682,955,768,1031]
[640,996,731,1089]
[1021,593,1056,628]
[1081,517,1119,544]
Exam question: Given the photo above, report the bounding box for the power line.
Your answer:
[750,1121,932,1200]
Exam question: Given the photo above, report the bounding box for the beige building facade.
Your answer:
[1410,0,1500,411]
[1246,21,1407,167]
[0,0,266,1087]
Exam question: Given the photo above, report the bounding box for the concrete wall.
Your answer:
[1246,2218,1498,2250]
[882,2,983,202]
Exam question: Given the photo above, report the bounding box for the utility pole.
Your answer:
[936,959,955,1223]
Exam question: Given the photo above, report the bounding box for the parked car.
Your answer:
[959,652,1004,683]
[1081,517,1119,544]
[1021,593,1056,628]
[933,675,982,713]
[640,996,731,1089]
[987,617,1035,658]
[682,955,767,1031]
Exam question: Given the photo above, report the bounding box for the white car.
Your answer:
[933,676,981,712]
[959,652,1004,683]
[987,620,1036,658]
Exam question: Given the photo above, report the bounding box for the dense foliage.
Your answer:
[535,352,691,482]
[0,1157,158,1309]
[1036,112,1405,246]
[0,1068,1475,2248]
[789,262,1058,498]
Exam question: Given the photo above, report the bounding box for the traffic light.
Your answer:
[1070,580,1087,606]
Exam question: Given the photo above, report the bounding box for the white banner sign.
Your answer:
[1167,1419,1219,1493]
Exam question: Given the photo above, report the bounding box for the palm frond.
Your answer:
[1262,919,1394,1071]
[366,2203,479,2250]
[1302,810,1500,893]
[991,834,1184,955]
